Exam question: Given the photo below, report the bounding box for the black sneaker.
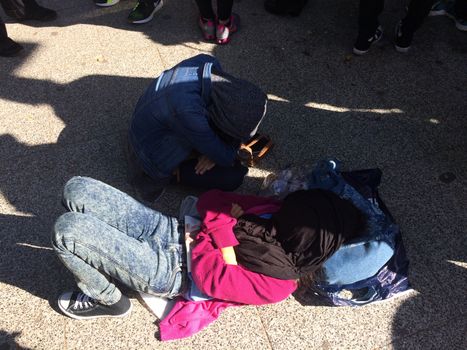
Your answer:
[353,25,383,55]
[58,292,132,320]
[128,0,164,24]
[394,21,413,53]
[95,0,120,7]
[0,37,23,57]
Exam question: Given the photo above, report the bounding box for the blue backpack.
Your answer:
[261,160,411,306]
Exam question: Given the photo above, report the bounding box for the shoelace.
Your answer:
[72,294,97,310]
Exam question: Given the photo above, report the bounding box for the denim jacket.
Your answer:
[129,54,238,179]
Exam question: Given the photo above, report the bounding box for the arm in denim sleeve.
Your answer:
[176,109,237,167]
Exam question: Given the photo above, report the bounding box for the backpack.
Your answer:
[260,160,411,306]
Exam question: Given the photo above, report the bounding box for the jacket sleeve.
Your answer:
[191,232,297,305]
[196,190,282,248]
[191,190,295,305]
[175,108,237,167]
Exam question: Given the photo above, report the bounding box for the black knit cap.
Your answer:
[208,68,267,142]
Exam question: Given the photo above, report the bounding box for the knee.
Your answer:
[223,165,248,191]
[62,176,96,212]
[51,212,83,251]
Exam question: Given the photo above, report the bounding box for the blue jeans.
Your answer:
[51,177,186,305]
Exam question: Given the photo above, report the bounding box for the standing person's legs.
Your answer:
[215,0,239,44]
[217,0,234,21]
[395,0,433,52]
[353,0,384,54]
[0,0,57,21]
[0,16,23,57]
[195,0,215,19]
[454,0,467,18]
[126,138,170,202]
[52,177,185,318]
[400,0,434,34]
[177,158,248,191]
[357,0,384,38]
[195,0,216,40]
[128,0,164,24]
[453,0,467,29]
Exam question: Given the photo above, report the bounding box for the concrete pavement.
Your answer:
[1,0,466,349]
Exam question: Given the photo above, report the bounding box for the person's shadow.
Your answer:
[0,330,32,350]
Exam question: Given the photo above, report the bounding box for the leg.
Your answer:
[0,16,23,57]
[0,0,57,21]
[195,0,215,20]
[126,139,169,202]
[357,0,384,38]
[0,16,7,40]
[216,0,234,21]
[62,176,179,246]
[454,0,467,19]
[401,0,434,34]
[128,0,163,24]
[178,158,248,191]
[52,212,185,304]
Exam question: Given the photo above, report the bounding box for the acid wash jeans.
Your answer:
[51,176,186,305]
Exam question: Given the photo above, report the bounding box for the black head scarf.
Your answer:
[208,68,267,142]
[233,189,366,280]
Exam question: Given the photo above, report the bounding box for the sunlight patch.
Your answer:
[305,102,403,114]
[447,260,467,269]
[16,243,53,251]
[267,94,290,102]
[0,105,65,145]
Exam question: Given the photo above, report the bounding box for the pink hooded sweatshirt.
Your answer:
[159,190,297,340]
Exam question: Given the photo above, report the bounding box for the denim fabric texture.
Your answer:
[128,54,238,180]
[306,161,397,284]
[52,176,186,305]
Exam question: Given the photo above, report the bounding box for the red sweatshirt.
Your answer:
[159,190,297,340]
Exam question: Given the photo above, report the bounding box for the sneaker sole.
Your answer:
[58,296,133,320]
[430,9,467,31]
[429,9,447,16]
[353,27,383,55]
[129,0,164,24]
[455,19,467,31]
[394,44,411,53]
[352,47,369,55]
[95,0,120,7]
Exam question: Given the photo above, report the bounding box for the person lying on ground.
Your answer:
[51,176,367,328]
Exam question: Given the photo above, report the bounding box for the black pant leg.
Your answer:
[178,158,248,191]
[0,16,8,42]
[195,0,215,19]
[0,0,26,18]
[358,0,385,37]
[454,0,467,19]
[216,0,234,21]
[401,0,434,34]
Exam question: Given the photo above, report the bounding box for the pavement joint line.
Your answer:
[254,306,274,350]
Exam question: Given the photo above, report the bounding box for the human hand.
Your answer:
[195,155,216,175]
[230,203,244,219]
[221,246,238,265]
